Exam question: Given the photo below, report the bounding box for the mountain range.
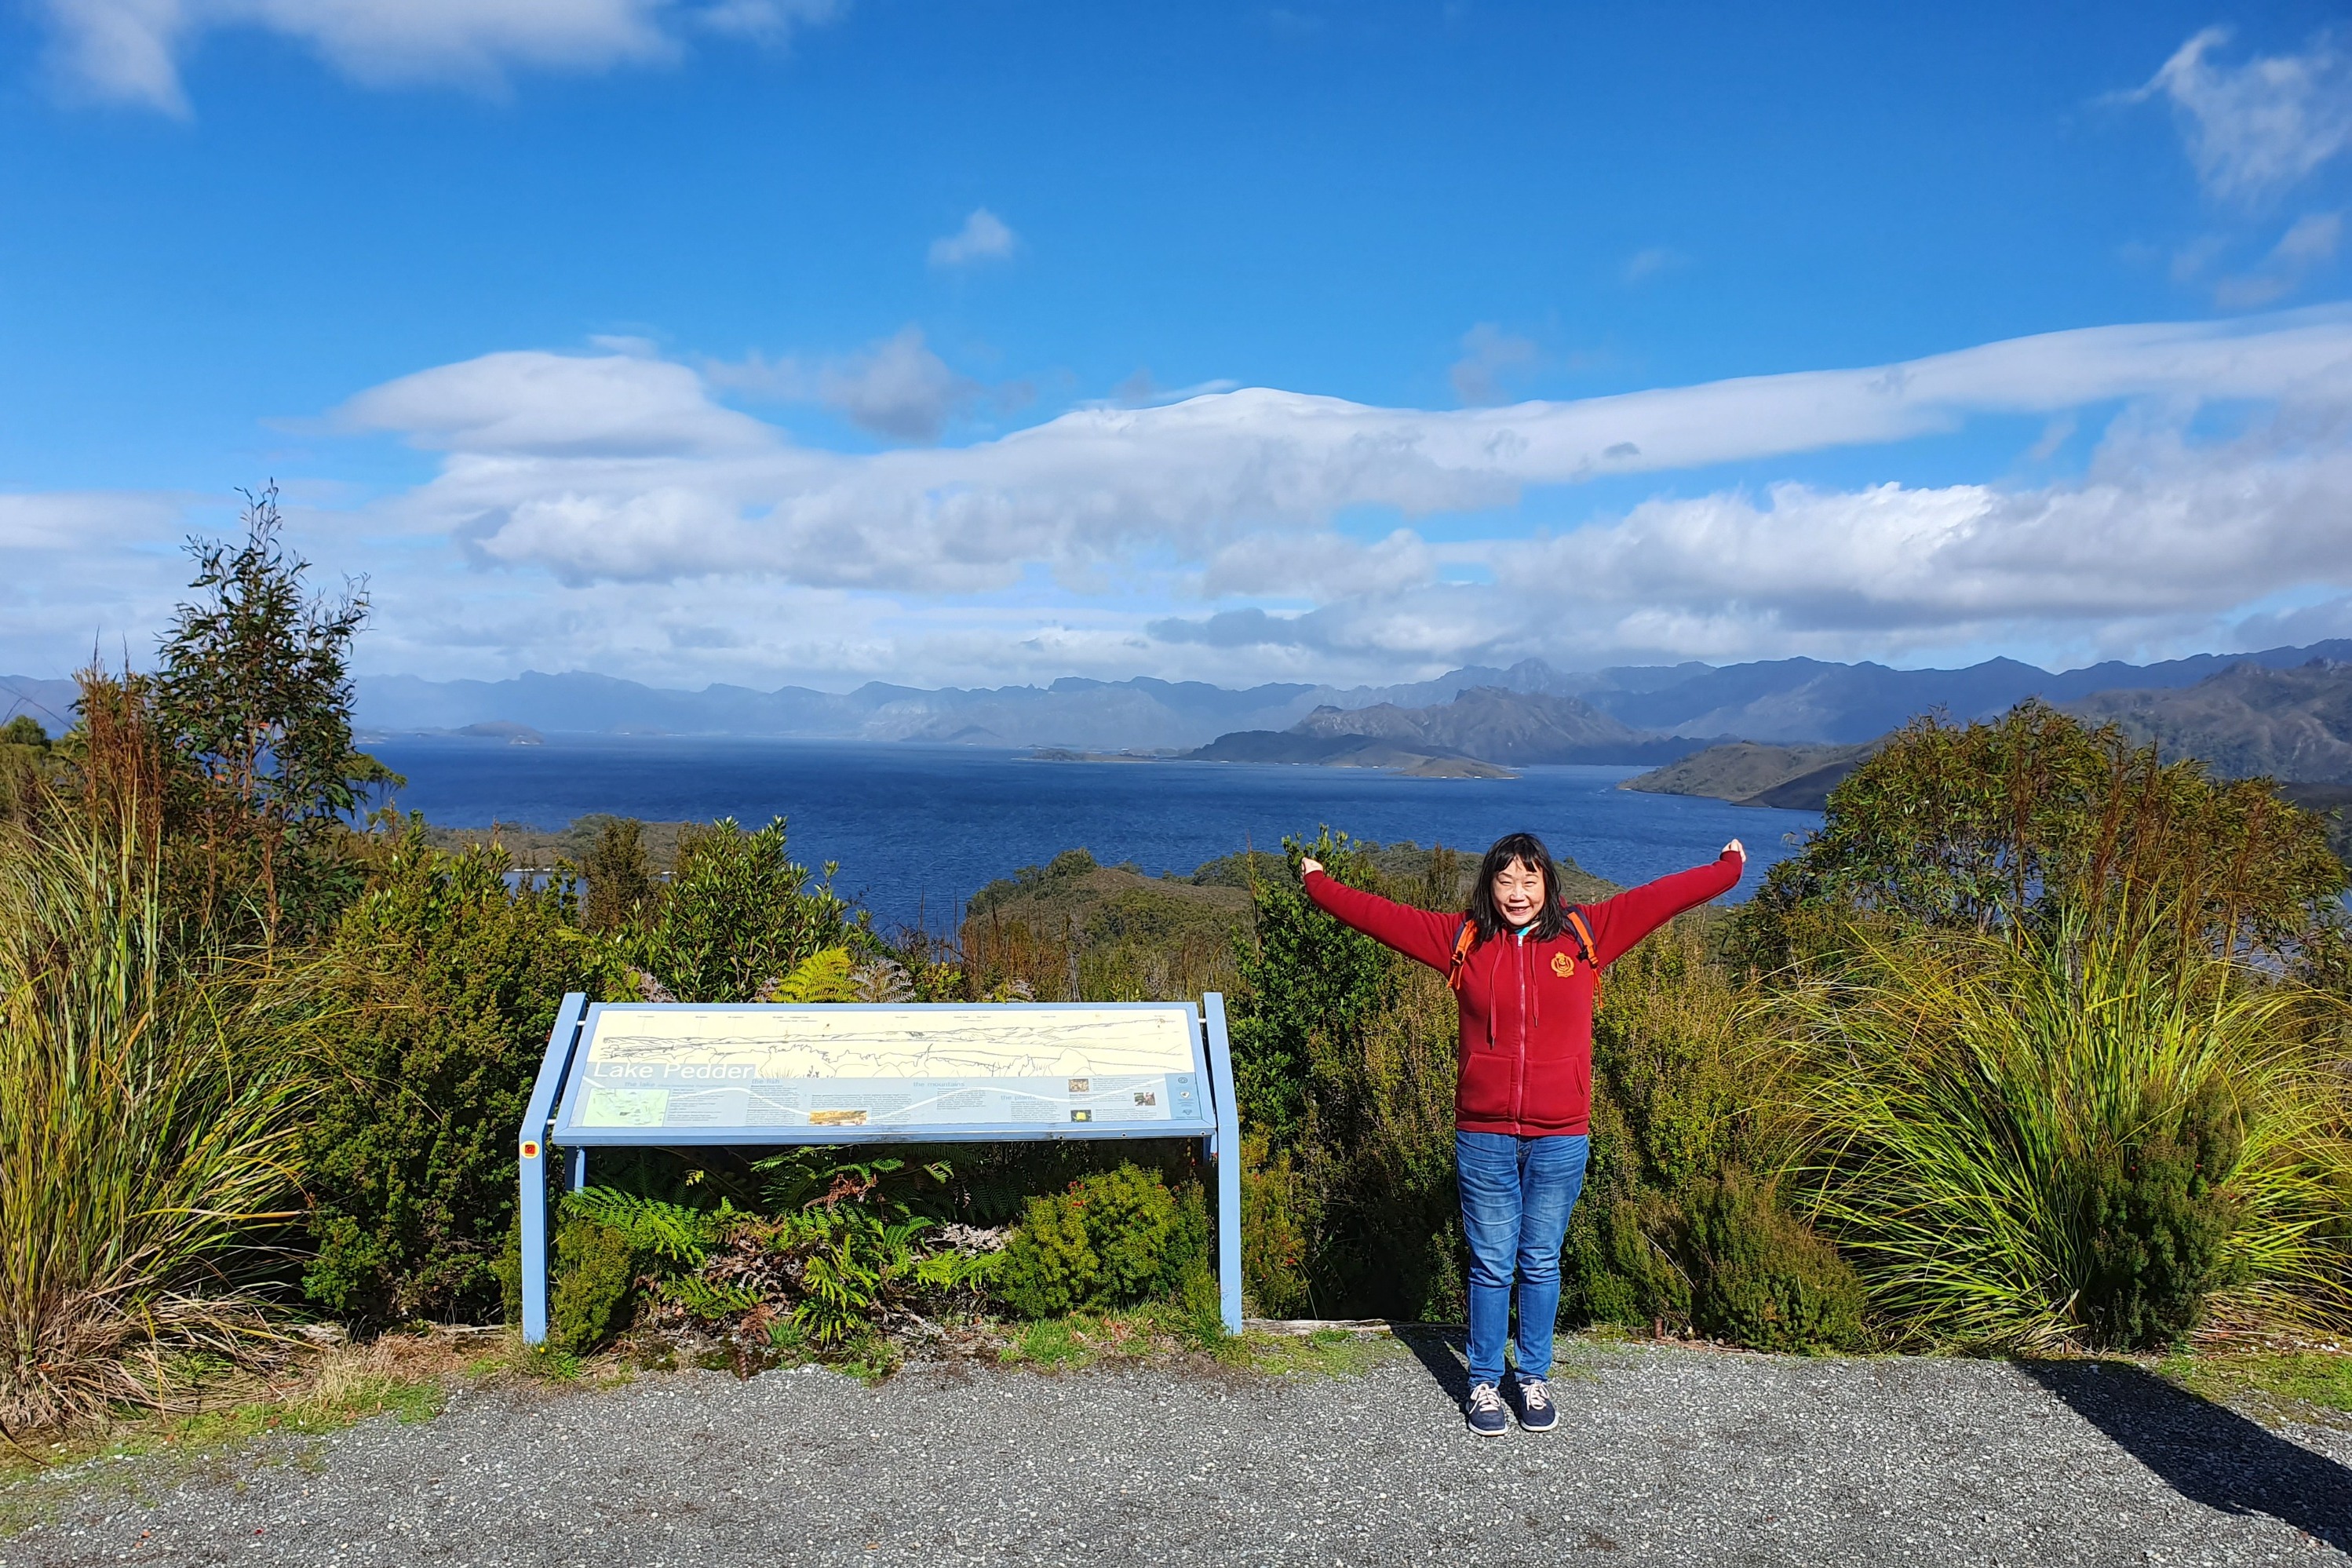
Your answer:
[1620,657,2352,808]
[3,638,2350,761]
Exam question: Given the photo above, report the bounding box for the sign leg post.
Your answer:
[518,993,589,1347]
[1202,993,1245,1336]
[520,1141,549,1346]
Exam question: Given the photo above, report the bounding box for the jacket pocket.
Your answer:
[1520,1045,1592,1130]
[1456,1037,1512,1122]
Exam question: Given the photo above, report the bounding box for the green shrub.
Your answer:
[1239,1135,1315,1318]
[582,1154,1001,1359]
[1229,833,1394,1143]
[549,1218,640,1354]
[629,817,853,1002]
[1733,702,2348,975]
[1229,836,1492,1318]
[1566,1192,1690,1332]
[1000,1188,1103,1318]
[581,816,657,935]
[998,1165,1204,1319]
[1561,913,1855,1351]
[1297,961,1462,1320]
[1680,1172,1868,1353]
[301,821,628,1325]
[0,720,53,827]
[1082,1164,1183,1301]
[1779,907,2350,1350]
[2077,1083,2247,1347]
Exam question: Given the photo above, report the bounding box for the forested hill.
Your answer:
[2068,660,2352,783]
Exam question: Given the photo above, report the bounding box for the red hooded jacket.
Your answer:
[1302,850,1741,1137]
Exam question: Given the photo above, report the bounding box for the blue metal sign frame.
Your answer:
[518,994,1246,1344]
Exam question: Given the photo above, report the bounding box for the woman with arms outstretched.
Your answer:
[1299,831,1745,1436]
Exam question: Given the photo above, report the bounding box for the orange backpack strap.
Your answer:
[1446,920,1476,993]
[1564,907,1603,1012]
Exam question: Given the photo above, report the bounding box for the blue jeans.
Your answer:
[1456,1130,1590,1388]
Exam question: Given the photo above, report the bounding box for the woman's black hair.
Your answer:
[1465,831,1566,943]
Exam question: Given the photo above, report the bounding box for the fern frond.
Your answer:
[761,947,857,1004]
[662,1276,764,1321]
[561,1187,722,1266]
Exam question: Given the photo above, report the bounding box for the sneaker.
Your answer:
[1465,1381,1511,1437]
[1516,1376,1557,1431]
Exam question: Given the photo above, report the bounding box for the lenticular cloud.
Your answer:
[337,309,2352,644]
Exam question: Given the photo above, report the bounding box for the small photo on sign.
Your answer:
[1134,1091,1156,1106]
[1070,1109,1092,1121]
[1067,1078,1090,1092]
[810,1108,869,1126]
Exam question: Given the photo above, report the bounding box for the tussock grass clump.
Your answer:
[1778,908,2352,1351]
[0,813,307,1432]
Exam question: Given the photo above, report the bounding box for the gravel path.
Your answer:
[5,1335,2350,1566]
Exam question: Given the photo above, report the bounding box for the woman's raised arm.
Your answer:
[1298,861,1459,971]
[1581,841,1745,966]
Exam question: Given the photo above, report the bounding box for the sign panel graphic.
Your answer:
[551,1004,1208,1137]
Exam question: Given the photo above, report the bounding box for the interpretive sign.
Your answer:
[517,996,1243,1345]
[551,1003,1210,1142]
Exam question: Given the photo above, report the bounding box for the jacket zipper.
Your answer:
[1511,930,1527,1127]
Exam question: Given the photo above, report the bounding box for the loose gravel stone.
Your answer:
[5,1339,2348,1566]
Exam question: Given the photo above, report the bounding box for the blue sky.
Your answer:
[5,2,2351,690]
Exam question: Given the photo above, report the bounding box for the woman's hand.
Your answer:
[1723,838,1746,862]
[1300,857,1325,879]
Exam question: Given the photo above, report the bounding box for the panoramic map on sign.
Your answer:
[550,1004,1209,1138]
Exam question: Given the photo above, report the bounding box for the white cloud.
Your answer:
[704,326,979,441]
[2131,26,2352,202]
[36,0,844,115]
[2215,211,2343,308]
[1141,396,2352,670]
[1096,370,1241,410]
[0,490,188,550]
[815,327,978,441]
[696,0,837,42]
[1200,528,1439,600]
[2023,414,2075,462]
[337,349,775,456]
[331,308,2352,600]
[1621,246,1690,284]
[928,208,1018,268]
[1449,323,1537,406]
[0,491,214,676]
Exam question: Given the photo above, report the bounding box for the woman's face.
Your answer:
[1490,857,1547,928]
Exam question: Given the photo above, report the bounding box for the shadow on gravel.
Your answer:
[1393,1325,1470,1403]
[2020,1360,2352,1551]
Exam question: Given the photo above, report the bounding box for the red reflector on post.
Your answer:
[520,1140,540,1159]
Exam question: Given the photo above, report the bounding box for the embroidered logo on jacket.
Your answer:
[1551,953,1576,977]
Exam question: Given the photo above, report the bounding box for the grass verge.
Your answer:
[1238,1326,1410,1379]
[2157,1347,2352,1428]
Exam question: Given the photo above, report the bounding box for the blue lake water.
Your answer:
[366,737,1823,932]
